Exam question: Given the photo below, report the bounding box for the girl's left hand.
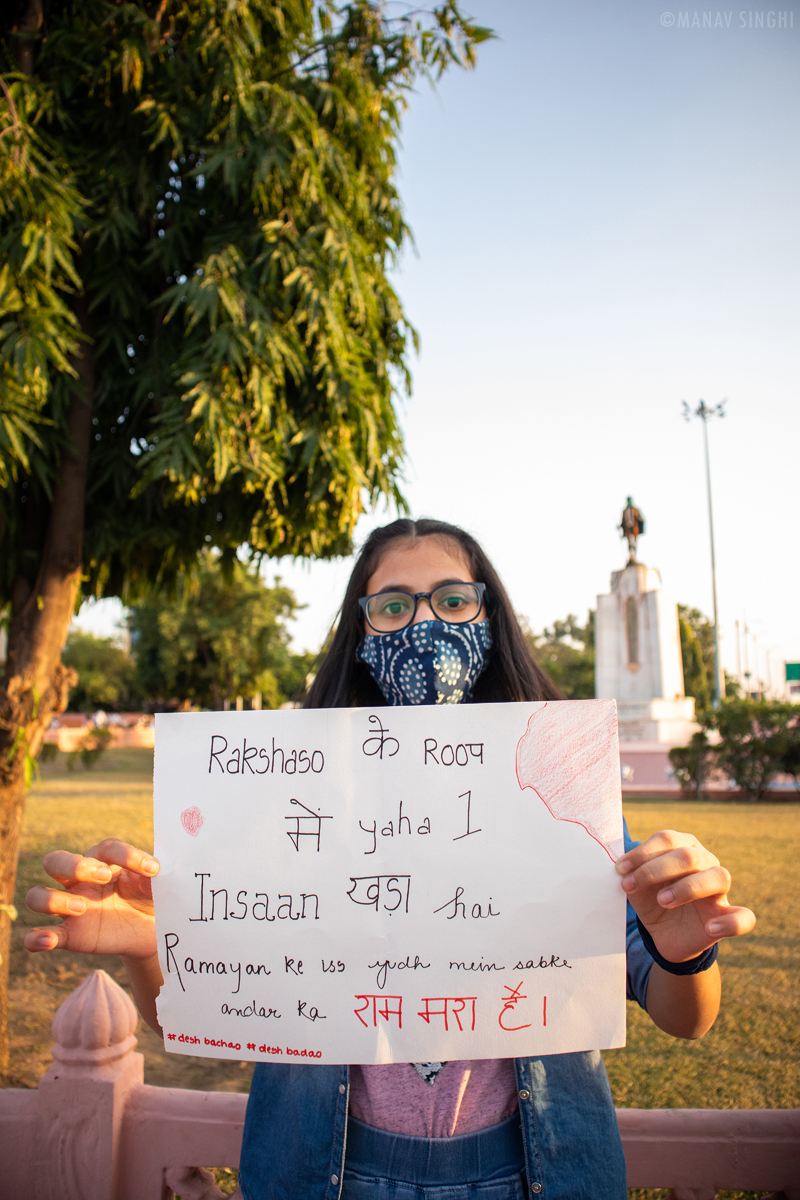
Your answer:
[615,829,756,962]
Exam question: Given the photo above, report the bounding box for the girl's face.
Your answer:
[364,537,487,630]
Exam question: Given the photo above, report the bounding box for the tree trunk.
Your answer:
[0,299,94,1076]
[695,746,707,803]
[14,0,42,76]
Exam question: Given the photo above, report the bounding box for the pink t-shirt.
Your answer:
[349,1060,519,1138]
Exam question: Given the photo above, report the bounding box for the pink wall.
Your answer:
[45,715,155,752]
[0,970,798,1199]
[619,742,799,797]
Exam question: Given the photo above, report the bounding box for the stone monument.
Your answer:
[595,500,697,744]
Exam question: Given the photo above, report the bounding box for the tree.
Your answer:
[678,604,713,713]
[62,629,139,711]
[0,0,490,1072]
[129,554,314,709]
[527,612,595,700]
[530,603,734,711]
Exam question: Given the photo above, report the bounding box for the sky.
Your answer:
[75,0,800,693]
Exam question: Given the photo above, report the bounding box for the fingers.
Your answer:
[616,830,717,876]
[618,841,720,898]
[23,924,69,953]
[42,841,158,887]
[42,850,114,887]
[706,904,756,939]
[616,828,757,948]
[87,839,159,877]
[649,865,731,910]
[26,884,88,918]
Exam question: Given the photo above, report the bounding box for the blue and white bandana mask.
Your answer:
[356,619,492,707]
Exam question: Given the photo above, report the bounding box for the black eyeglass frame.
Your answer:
[358,582,488,633]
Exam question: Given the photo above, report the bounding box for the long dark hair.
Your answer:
[304,518,562,709]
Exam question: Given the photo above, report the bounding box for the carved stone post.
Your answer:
[34,969,144,1200]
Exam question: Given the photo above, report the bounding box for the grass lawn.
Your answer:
[608,799,799,1112]
[8,747,253,1096]
[6,752,798,1199]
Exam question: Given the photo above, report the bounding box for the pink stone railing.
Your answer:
[1,970,798,1200]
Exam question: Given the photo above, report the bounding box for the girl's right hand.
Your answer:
[24,839,160,960]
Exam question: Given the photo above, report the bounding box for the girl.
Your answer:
[25,518,755,1200]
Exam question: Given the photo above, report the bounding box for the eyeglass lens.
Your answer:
[365,584,482,632]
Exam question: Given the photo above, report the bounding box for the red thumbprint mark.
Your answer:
[181,806,204,837]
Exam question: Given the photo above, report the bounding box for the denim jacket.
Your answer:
[239,824,653,1200]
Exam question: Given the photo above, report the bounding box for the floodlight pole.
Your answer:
[682,399,725,706]
[742,612,751,698]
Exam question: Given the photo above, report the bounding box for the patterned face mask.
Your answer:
[356,618,492,706]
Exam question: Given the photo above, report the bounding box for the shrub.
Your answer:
[66,727,113,772]
[709,700,799,801]
[668,731,718,800]
[668,701,799,801]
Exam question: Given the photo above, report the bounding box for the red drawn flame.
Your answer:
[515,701,623,861]
[181,806,204,837]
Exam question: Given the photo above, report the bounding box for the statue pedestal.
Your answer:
[596,563,697,745]
[616,698,697,744]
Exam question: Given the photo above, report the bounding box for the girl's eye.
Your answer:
[432,585,481,621]
[375,594,412,616]
[366,591,415,629]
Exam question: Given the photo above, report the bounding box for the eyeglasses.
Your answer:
[359,582,487,633]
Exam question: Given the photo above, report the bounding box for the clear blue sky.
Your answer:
[77,0,800,690]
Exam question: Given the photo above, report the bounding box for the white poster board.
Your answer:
[153,699,626,1065]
